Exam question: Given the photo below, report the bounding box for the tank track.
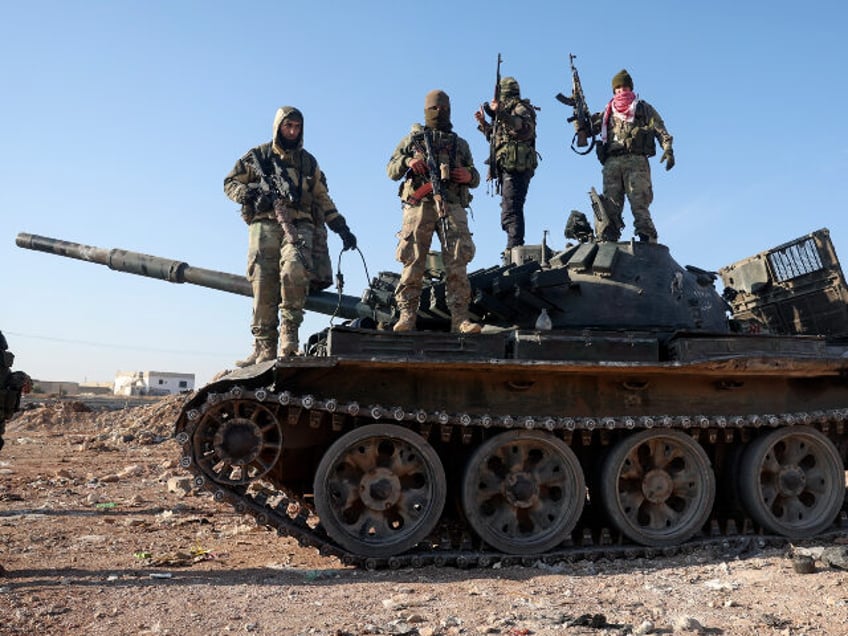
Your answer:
[174,384,848,570]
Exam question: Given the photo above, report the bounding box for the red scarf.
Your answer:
[601,90,639,142]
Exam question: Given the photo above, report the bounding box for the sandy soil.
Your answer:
[2,395,848,636]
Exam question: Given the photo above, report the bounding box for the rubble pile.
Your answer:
[9,393,188,443]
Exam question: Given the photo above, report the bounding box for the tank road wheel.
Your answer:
[600,429,715,547]
[191,397,283,486]
[739,426,845,538]
[462,430,586,555]
[313,424,447,558]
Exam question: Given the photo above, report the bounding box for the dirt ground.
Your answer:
[2,395,848,636]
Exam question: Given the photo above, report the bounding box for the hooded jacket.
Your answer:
[224,106,343,226]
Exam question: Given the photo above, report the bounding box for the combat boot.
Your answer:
[280,322,299,357]
[393,308,417,332]
[235,339,277,368]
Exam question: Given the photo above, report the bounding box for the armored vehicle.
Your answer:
[0,331,32,452]
[16,226,848,568]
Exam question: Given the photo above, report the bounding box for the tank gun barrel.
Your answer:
[15,232,363,320]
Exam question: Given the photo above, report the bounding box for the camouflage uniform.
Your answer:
[224,106,356,363]
[476,77,538,249]
[387,90,481,334]
[594,70,674,242]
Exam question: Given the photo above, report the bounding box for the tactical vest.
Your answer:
[605,102,656,157]
[495,98,537,173]
[401,128,473,207]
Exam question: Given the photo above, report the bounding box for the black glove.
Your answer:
[340,228,357,251]
[660,147,675,171]
[254,192,273,212]
[327,216,357,251]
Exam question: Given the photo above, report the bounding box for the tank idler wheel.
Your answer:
[739,426,844,538]
[462,430,585,555]
[313,424,447,558]
[192,397,284,486]
[599,429,715,547]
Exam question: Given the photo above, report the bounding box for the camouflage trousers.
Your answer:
[246,219,315,341]
[394,200,476,316]
[602,154,657,240]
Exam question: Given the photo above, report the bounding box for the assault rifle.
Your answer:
[421,130,450,245]
[484,53,503,194]
[555,53,596,155]
[407,130,451,250]
[244,151,309,269]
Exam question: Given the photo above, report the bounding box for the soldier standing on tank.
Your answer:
[474,76,538,250]
[593,69,674,243]
[224,106,357,365]
[387,90,482,334]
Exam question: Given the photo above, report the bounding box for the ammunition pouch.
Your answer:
[498,141,537,173]
[597,136,655,166]
[629,127,656,157]
[459,187,472,208]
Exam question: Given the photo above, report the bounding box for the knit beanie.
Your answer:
[612,69,633,90]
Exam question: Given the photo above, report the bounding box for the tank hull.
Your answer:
[174,326,848,567]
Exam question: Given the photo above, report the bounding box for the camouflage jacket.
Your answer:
[387,125,480,207]
[223,142,343,226]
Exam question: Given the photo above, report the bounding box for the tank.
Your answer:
[15,226,848,568]
[0,331,32,452]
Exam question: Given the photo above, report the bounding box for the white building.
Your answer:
[113,370,195,396]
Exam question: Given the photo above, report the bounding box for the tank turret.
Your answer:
[17,231,731,339]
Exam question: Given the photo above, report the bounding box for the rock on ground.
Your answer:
[2,396,848,635]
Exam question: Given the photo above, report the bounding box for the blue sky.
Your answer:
[3,1,846,386]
